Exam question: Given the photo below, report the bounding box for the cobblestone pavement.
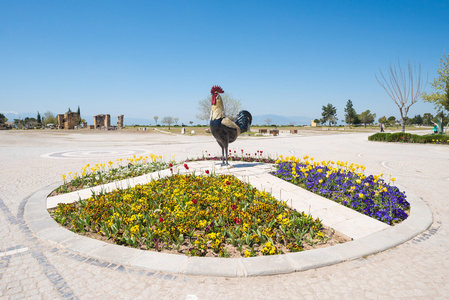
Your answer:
[1,129,449,299]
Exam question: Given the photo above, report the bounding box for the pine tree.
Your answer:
[344,99,357,126]
[77,106,81,125]
[37,111,41,124]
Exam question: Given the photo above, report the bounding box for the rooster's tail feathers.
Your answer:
[235,110,252,133]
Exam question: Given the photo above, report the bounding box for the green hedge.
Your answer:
[368,132,449,144]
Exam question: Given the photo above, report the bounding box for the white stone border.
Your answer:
[24,161,433,277]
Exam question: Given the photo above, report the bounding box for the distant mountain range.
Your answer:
[251,114,312,126]
[2,112,313,126]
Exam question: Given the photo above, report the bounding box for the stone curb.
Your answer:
[24,163,433,277]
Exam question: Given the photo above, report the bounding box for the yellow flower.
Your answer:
[244,250,251,257]
[359,193,364,198]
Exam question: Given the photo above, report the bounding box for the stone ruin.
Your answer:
[57,112,78,129]
[55,112,124,130]
[93,114,124,129]
[93,114,111,129]
[117,115,124,128]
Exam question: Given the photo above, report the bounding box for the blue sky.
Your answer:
[1,0,448,125]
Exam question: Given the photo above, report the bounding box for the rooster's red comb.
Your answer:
[211,85,224,94]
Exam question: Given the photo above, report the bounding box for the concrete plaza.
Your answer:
[1,129,448,299]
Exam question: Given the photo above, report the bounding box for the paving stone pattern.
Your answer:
[1,130,449,299]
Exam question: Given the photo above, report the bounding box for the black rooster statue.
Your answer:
[209,85,252,166]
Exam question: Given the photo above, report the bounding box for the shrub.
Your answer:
[369,133,448,144]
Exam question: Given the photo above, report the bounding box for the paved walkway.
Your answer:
[1,129,448,299]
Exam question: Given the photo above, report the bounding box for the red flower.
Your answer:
[169,163,173,167]
[170,168,173,173]
[184,163,189,170]
[226,180,231,186]
[231,204,237,210]
[192,199,197,204]
[205,170,210,174]
[159,217,164,222]
[233,218,242,225]
[260,151,263,154]
[241,149,244,153]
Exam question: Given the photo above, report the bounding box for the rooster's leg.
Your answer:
[220,145,229,166]
[221,146,226,166]
[224,145,229,166]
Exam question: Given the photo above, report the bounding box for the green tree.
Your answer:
[321,103,338,126]
[14,119,24,128]
[376,60,425,132]
[344,99,357,126]
[77,106,81,125]
[421,54,449,132]
[0,113,7,124]
[358,110,376,128]
[378,116,387,125]
[423,113,434,126]
[387,116,396,126]
[414,114,423,125]
[37,111,41,124]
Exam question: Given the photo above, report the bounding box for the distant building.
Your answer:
[311,120,321,127]
[93,114,111,129]
[57,112,78,129]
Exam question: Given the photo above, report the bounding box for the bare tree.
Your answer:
[174,117,179,125]
[196,93,242,121]
[153,116,158,125]
[161,116,174,130]
[264,118,273,125]
[376,60,426,132]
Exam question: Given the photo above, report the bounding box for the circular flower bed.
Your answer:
[50,172,343,258]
